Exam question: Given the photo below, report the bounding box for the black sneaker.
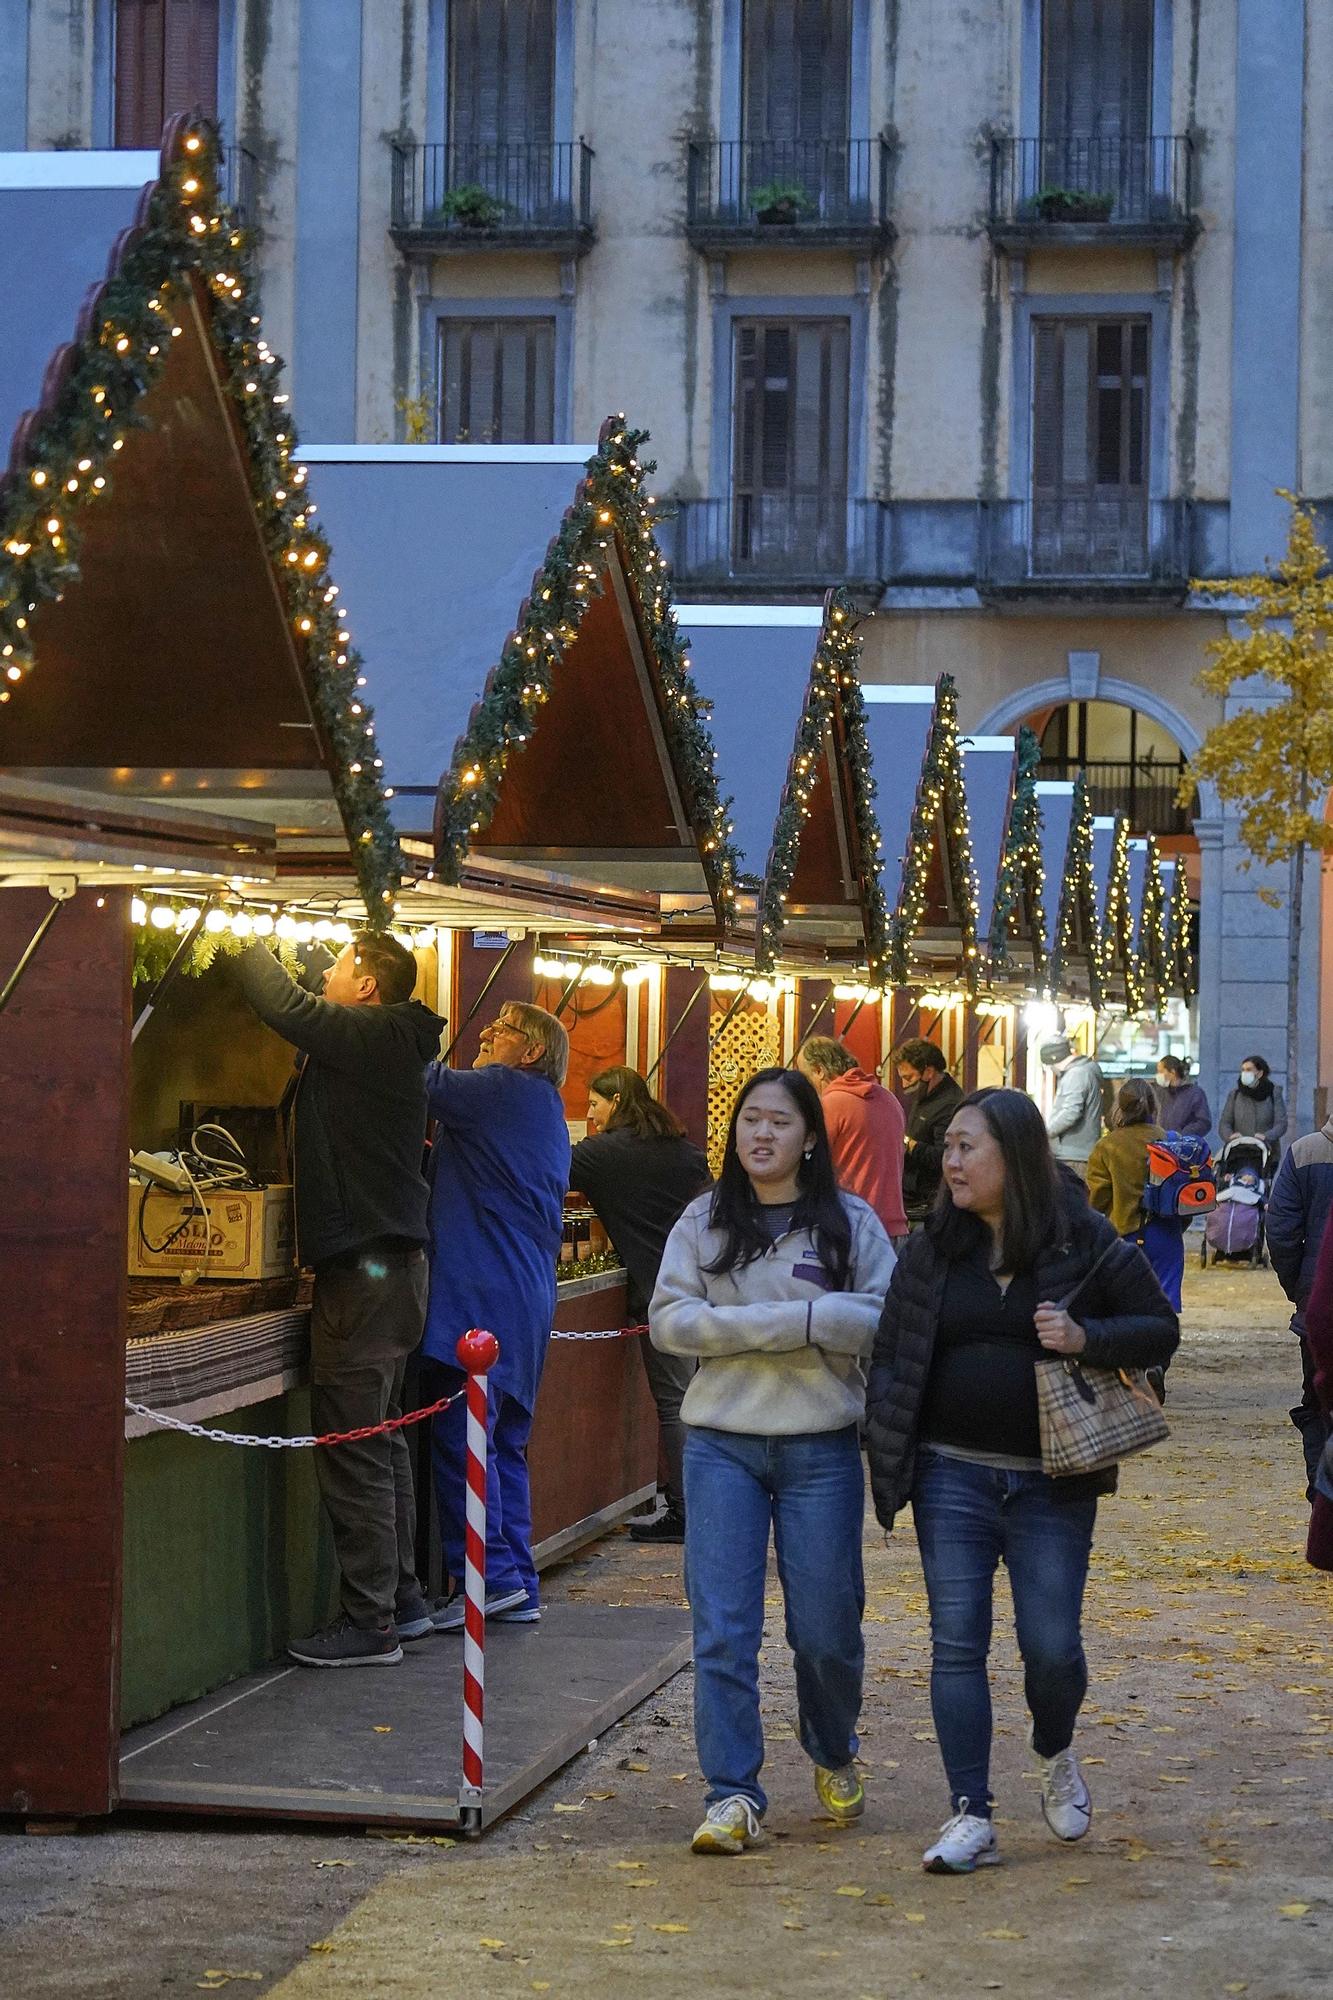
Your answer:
[287,1615,403,1668]
[629,1506,686,1545]
[395,1588,442,1641]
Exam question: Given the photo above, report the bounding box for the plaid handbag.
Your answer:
[1034,1240,1170,1477]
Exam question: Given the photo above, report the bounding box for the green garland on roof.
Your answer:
[891,674,980,990]
[1099,814,1145,1013]
[1166,856,1198,1000]
[987,724,1049,986]
[1050,771,1102,1007]
[756,591,890,980]
[435,421,740,924]
[0,119,403,921]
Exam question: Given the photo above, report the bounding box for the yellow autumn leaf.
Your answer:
[551,1802,583,1813]
[1278,1903,1311,1918]
[782,1920,805,1931]
[835,1885,867,1897]
[612,1860,646,1870]
[902,1912,927,1924]
[598,1938,633,1948]
[307,1943,335,1955]
[371,1724,392,1734]
[983,1929,1027,1941]
[532,1985,551,1994]
[624,1761,650,1773]
[477,1938,507,1950]
[652,1923,690,1934]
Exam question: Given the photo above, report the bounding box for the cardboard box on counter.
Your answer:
[129,1183,295,1281]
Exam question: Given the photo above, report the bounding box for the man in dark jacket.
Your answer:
[893,1038,964,1222]
[1265,1112,1333,1497]
[234,934,443,1667]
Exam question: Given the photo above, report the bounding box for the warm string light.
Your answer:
[1051,773,1102,1008]
[988,725,1048,987]
[433,421,739,925]
[1166,857,1197,999]
[891,675,981,992]
[0,119,401,920]
[1100,816,1145,1014]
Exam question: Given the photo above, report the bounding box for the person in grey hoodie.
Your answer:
[1154,1054,1212,1140]
[651,1067,896,1857]
[1039,1037,1105,1177]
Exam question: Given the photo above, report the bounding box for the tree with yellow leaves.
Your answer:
[1186,493,1333,1132]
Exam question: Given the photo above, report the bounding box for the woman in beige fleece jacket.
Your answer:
[650,1067,896,1856]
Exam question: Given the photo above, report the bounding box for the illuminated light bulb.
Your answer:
[275,914,298,940]
[46,517,60,535]
[177,907,203,929]
[297,617,312,634]
[93,477,106,491]
[190,214,206,234]
[182,177,199,195]
[131,898,148,924]
[313,921,334,942]
[333,923,353,945]
[294,922,314,944]
[252,914,274,938]
[205,910,229,934]
[184,133,201,151]
[114,336,130,354]
[112,438,124,450]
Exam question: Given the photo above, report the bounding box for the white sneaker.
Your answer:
[691,1794,763,1855]
[1031,1740,1092,1841]
[922,1802,1000,1874]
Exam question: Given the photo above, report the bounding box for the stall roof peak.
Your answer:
[297,422,741,930]
[0,119,402,916]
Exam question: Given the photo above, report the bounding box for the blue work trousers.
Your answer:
[432,1373,538,1606]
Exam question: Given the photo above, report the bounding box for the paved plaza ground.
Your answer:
[1,1260,1328,1999]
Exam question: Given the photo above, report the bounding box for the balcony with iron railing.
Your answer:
[669,494,888,593]
[220,142,258,228]
[390,140,596,254]
[1036,756,1196,838]
[989,135,1198,251]
[685,137,893,252]
[979,496,1192,602]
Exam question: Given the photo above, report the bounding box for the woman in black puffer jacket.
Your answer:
[864,1088,1177,1877]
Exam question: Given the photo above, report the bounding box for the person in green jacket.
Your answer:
[1086,1079,1184,1311]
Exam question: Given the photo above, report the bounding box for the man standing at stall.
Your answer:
[233,933,443,1667]
[422,1002,571,1628]
[892,1038,964,1224]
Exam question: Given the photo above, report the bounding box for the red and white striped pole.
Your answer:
[455,1327,499,1828]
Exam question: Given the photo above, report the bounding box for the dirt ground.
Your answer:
[1,1259,1328,2000]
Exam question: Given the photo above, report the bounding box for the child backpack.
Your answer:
[1143,1132,1217,1219]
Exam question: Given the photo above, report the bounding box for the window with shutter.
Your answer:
[1040,0,1151,200]
[114,0,219,150]
[731,316,850,572]
[450,0,554,148]
[438,319,556,446]
[1031,316,1149,574]
[742,0,851,213]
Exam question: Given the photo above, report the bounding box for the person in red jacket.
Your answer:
[1299,1209,1333,1573]
[798,1037,908,1244]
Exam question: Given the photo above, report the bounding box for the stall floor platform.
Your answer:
[117,1604,692,1830]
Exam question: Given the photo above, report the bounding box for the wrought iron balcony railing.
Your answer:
[979,497,1191,596]
[1036,756,1195,838]
[671,495,887,589]
[220,142,258,226]
[686,137,892,248]
[989,134,1197,243]
[390,140,595,251]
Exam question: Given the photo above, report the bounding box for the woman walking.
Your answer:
[570,1066,711,1542]
[1087,1078,1188,1312]
[651,1068,896,1854]
[864,1088,1177,1874]
[1218,1054,1288,1166]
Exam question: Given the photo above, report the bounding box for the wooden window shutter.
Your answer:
[1042,0,1151,139]
[162,0,220,124]
[744,0,849,142]
[115,1,217,147]
[438,320,555,445]
[450,0,553,150]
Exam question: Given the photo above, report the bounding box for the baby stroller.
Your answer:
[1201,1134,1270,1268]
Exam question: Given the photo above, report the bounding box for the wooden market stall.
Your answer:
[0,133,696,1827]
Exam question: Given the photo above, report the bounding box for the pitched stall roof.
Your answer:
[979,724,1048,991]
[0,775,275,888]
[679,593,887,975]
[0,125,400,913]
[1036,774,1102,1006]
[299,429,737,933]
[860,676,979,989]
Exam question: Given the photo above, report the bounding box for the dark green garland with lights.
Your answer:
[756,591,890,980]
[987,724,1049,986]
[1050,771,1102,1007]
[0,119,403,919]
[891,674,981,990]
[1137,834,1171,1013]
[435,420,740,924]
[1166,855,1197,1000]
[1099,814,1145,1013]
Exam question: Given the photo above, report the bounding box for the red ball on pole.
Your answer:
[456,1326,499,1374]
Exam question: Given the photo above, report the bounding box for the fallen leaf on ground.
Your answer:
[551,1802,583,1813]
[371,1725,392,1733]
[1278,1903,1311,1918]
[835,1885,867,1897]
[612,1860,646,1870]
[598,1937,633,1947]
[532,1985,551,1993]
[313,1859,353,1869]
[307,1944,335,1955]
[902,1912,927,1924]
[623,1761,650,1773]
[652,1923,690,1934]
[868,1893,895,1906]
[983,1929,1027,1941]
[586,1790,616,1801]
[477,1938,507,1950]
[782,1920,805,1931]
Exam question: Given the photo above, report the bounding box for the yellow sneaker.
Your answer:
[815,1762,865,1824]
[691,1795,763,1854]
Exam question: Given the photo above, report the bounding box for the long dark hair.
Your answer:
[706,1067,852,1290]
[588,1065,685,1139]
[928,1087,1067,1272]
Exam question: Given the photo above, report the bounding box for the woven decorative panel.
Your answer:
[707,1008,780,1178]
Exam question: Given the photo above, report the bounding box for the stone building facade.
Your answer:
[2,0,1327,1127]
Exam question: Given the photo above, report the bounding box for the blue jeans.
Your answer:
[683,1425,865,1816]
[912,1446,1097,1817]
[432,1373,538,1605]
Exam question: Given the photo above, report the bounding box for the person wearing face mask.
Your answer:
[1152,1054,1211,1140]
[650,1068,896,1855]
[1218,1054,1288,1165]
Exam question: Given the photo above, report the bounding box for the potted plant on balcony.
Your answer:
[1027,185,1116,224]
[749,178,813,225]
[432,183,510,230]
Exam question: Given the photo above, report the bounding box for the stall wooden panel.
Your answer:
[0,889,130,1816]
[529,1277,658,1556]
[660,965,709,1151]
[450,932,535,1070]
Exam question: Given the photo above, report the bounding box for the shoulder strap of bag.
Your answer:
[1057,1233,1123,1318]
